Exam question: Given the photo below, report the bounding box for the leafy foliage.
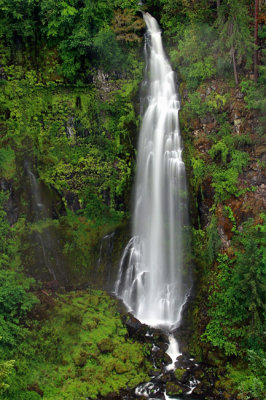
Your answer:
[171,24,215,89]
[0,270,37,347]
[203,218,265,356]
[214,0,254,83]
[0,193,37,348]
[0,359,15,395]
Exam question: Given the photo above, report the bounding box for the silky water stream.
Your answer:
[114,12,199,400]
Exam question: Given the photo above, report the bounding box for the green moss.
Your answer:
[97,338,115,353]
[166,382,183,396]
[174,368,186,381]
[5,290,151,400]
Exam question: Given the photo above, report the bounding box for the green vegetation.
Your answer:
[0,24,143,279]
[203,217,265,356]
[2,290,151,399]
[0,2,147,397]
[0,0,265,399]
[159,2,265,399]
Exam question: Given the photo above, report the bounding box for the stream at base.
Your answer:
[132,333,200,400]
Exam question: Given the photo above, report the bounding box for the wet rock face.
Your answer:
[95,225,130,291]
[123,314,148,340]
[197,177,214,228]
[187,81,265,234]
[93,70,130,100]
[0,178,19,225]
[65,191,80,212]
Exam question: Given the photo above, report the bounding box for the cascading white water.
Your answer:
[115,12,191,331]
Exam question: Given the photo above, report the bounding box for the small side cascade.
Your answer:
[96,232,115,288]
[25,160,47,221]
[24,160,64,282]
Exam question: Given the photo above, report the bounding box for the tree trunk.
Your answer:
[254,0,259,82]
[217,0,221,8]
[232,47,239,86]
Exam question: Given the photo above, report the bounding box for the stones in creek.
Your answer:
[117,313,220,400]
[165,381,184,396]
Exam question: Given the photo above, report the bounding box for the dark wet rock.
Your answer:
[0,178,19,225]
[65,191,80,212]
[153,348,172,366]
[197,177,215,228]
[122,313,149,340]
[152,329,169,344]
[148,369,161,377]
[174,354,194,370]
[156,341,168,352]
[158,372,172,383]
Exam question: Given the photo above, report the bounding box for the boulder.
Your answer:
[122,313,149,340]
[165,382,184,396]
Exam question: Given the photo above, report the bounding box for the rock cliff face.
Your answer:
[178,79,265,397]
[1,166,130,289]
[97,78,265,400]
[0,61,141,290]
[0,178,19,225]
[183,80,265,239]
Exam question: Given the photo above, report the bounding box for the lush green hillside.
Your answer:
[0,0,265,399]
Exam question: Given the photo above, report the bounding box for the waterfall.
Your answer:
[24,161,66,282]
[115,13,191,331]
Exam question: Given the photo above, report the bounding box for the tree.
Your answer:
[215,0,254,85]
[171,23,216,89]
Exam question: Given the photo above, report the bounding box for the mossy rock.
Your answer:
[166,382,184,395]
[174,368,186,381]
[114,360,129,374]
[73,350,89,367]
[97,338,115,353]
[84,319,98,330]
[88,295,100,307]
